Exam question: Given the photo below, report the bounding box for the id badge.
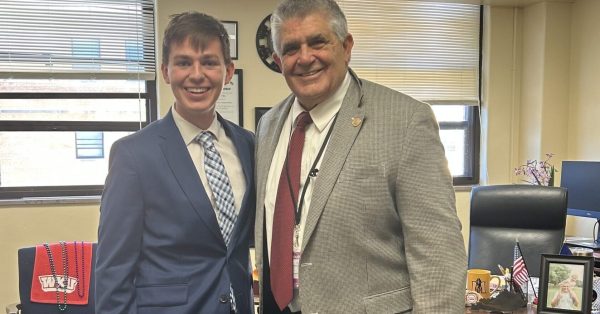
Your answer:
[293,225,301,288]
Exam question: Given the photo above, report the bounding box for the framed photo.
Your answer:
[537,254,593,313]
[254,107,271,129]
[216,69,243,126]
[222,21,238,60]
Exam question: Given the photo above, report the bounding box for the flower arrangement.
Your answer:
[514,153,557,186]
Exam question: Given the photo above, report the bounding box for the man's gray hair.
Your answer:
[270,0,348,56]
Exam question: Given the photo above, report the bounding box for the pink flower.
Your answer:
[514,153,556,186]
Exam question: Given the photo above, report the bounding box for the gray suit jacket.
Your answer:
[255,70,467,314]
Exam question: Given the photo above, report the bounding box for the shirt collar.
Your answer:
[171,106,223,145]
[291,71,351,132]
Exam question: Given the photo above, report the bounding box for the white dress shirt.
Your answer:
[172,108,246,220]
[264,72,351,310]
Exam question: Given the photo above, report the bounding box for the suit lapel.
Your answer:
[256,97,293,200]
[158,110,224,242]
[255,95,294,266]
[302,73,365,251]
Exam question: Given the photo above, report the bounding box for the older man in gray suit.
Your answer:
[255,0,467,313]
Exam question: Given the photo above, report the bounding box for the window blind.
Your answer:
[338,0,480,105]
[0,0,155,80]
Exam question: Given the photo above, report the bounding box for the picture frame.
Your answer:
[222,21,238,60]
[537,254,593,314]
[254,107,271,129]
[216,69,243,126]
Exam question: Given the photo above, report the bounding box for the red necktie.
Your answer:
[270,111,313,310]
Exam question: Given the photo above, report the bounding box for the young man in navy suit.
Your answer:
[96,12,255,314]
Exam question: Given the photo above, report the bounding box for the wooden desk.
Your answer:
[466,304,536,313]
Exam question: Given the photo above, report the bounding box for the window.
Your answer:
[125,40,144,72]
[75,132,104,159]
[433,105,480,185]
[72,39,101,71]
[0,0,156,199]
[338,0,481,185]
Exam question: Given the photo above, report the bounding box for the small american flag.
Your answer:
[513,241,529,289]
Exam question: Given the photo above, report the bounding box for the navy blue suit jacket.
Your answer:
[95,110,255,314]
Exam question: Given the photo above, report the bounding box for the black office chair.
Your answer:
[17,243,96,314]
[468,185,567,277]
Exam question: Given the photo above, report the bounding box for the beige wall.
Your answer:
[520,3,546,161]
[1,0,600,308]
[565,0,600,235]
[518,1,570,171]
[480,6,522,186]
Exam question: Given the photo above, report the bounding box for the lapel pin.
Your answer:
[351,116,362,127]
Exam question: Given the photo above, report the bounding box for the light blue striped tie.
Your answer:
[196,131,238,312]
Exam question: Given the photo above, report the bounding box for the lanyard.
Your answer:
[285,113,338,225]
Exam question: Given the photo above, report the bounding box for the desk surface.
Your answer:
[466,304,535,313]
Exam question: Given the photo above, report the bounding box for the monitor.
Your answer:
[560,160,600,249]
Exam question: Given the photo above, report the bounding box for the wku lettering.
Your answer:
[38,275,78,293]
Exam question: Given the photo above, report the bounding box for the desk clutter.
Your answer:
[466,240,535,312]
[466,242,600,313]
[470,290,528,312]
[465,266,529,312]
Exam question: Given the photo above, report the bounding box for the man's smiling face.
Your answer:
[162,37,234,128]
[274,12,353,109]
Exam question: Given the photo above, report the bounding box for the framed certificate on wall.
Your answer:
[216,69,243,126]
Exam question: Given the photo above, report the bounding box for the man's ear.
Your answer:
[161,63,170,84]
[342,33,354,64]
[273,53,282,69]
[224,62,235,84]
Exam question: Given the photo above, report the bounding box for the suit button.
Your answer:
[219,294,229,303]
